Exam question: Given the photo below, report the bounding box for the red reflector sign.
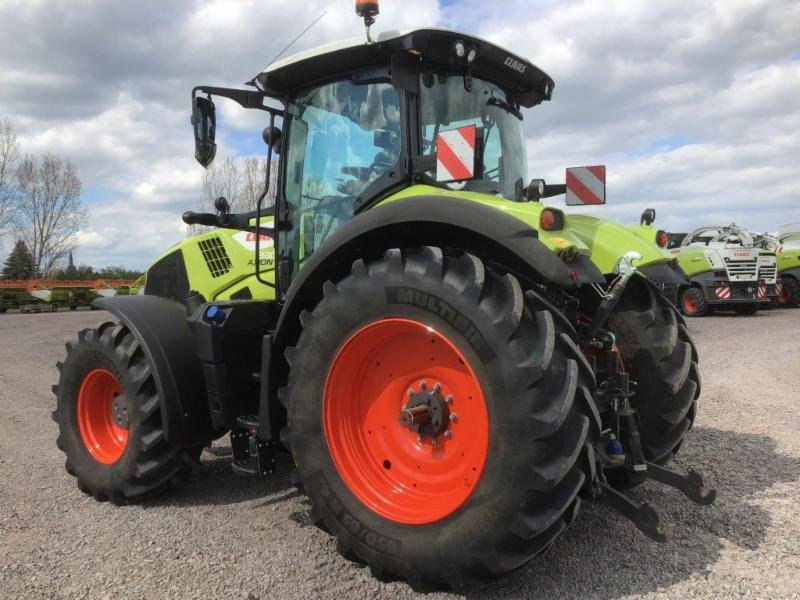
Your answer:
[566,165,606,206]
[436,125,476,182]
[715,286,731,299]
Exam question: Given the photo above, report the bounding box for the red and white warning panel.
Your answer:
[715,285,731,299]
[565,165,606,206]
[436,125,477,182]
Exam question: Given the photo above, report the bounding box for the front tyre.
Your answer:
[680,286,709,317]
[282,247,599,589]
[53,322,200,503]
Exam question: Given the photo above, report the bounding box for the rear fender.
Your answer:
[273,195,604,350]
[93,295,216,446]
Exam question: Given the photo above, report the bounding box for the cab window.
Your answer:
[283,79,401,260]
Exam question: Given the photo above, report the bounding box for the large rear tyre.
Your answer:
[53,322,201,503]
[777,275,800,308]
[281,247,600,589]
[607,277,700,484]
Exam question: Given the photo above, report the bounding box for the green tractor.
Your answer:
[53,8,713,589]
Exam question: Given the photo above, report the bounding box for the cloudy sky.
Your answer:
[1,0,797,268]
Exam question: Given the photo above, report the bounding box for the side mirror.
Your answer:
[262,126,282,154]
[565,165,606,205]
[435,124,484,183]
[192,95,217,168]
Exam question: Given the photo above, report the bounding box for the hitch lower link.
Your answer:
[593,461,716,543]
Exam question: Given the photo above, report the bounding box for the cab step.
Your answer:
[230,415,278,476]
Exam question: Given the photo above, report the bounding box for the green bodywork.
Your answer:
[778,249,800,274]
[670,247,713,278]
[150,219,277,302]
[152,185,675,298]
[385,185,669,274]
[777,234,800,275]
[626,224,672,258]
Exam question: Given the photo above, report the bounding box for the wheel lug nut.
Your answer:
[431,437,439,446]
[449,413,458,422]
[433,383,441,392]
[419,380,427,390]
[443,430,452,438]
[445,395,453,404]
[407,389,414,397]
[417,434,424,443]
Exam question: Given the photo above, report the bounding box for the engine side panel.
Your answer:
[146,226,277,303]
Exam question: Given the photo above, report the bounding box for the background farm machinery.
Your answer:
[0,279,140,313]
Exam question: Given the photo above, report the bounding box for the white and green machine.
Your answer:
[754,226,800,308]
[669,224,777,316]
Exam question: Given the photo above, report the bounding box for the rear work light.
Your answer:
[656,230,668,248]
[540,208,565,231]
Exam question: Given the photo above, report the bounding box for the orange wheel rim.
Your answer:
[76,368,129,464]
[683,293,696,314]
[323,318,489,524]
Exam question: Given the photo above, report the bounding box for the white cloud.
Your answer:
[460,0,800,234]
[0,0,797,268]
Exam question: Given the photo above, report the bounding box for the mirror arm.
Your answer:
[192,85,281,115]
[542,184,566,198]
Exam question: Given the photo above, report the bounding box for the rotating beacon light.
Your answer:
[356,0,380,43]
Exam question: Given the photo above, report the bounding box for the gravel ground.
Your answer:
[1,309,799,600]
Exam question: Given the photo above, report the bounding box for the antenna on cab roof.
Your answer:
[246,9,328,86]
[356,0,380,43]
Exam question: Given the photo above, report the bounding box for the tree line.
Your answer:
[0,118,87,278]
[2,242,142,280]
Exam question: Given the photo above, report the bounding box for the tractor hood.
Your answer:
[257,28,554,108]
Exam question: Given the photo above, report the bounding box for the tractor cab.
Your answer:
[187,27,563,284]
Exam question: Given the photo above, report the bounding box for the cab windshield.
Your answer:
[419,74,527,201]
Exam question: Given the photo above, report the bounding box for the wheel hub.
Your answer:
[398,381,452,440]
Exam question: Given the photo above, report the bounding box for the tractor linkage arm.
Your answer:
[580,254,716,543]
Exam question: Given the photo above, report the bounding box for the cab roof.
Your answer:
[255,28,554,108]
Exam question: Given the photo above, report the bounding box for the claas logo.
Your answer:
[245,233,272,243]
